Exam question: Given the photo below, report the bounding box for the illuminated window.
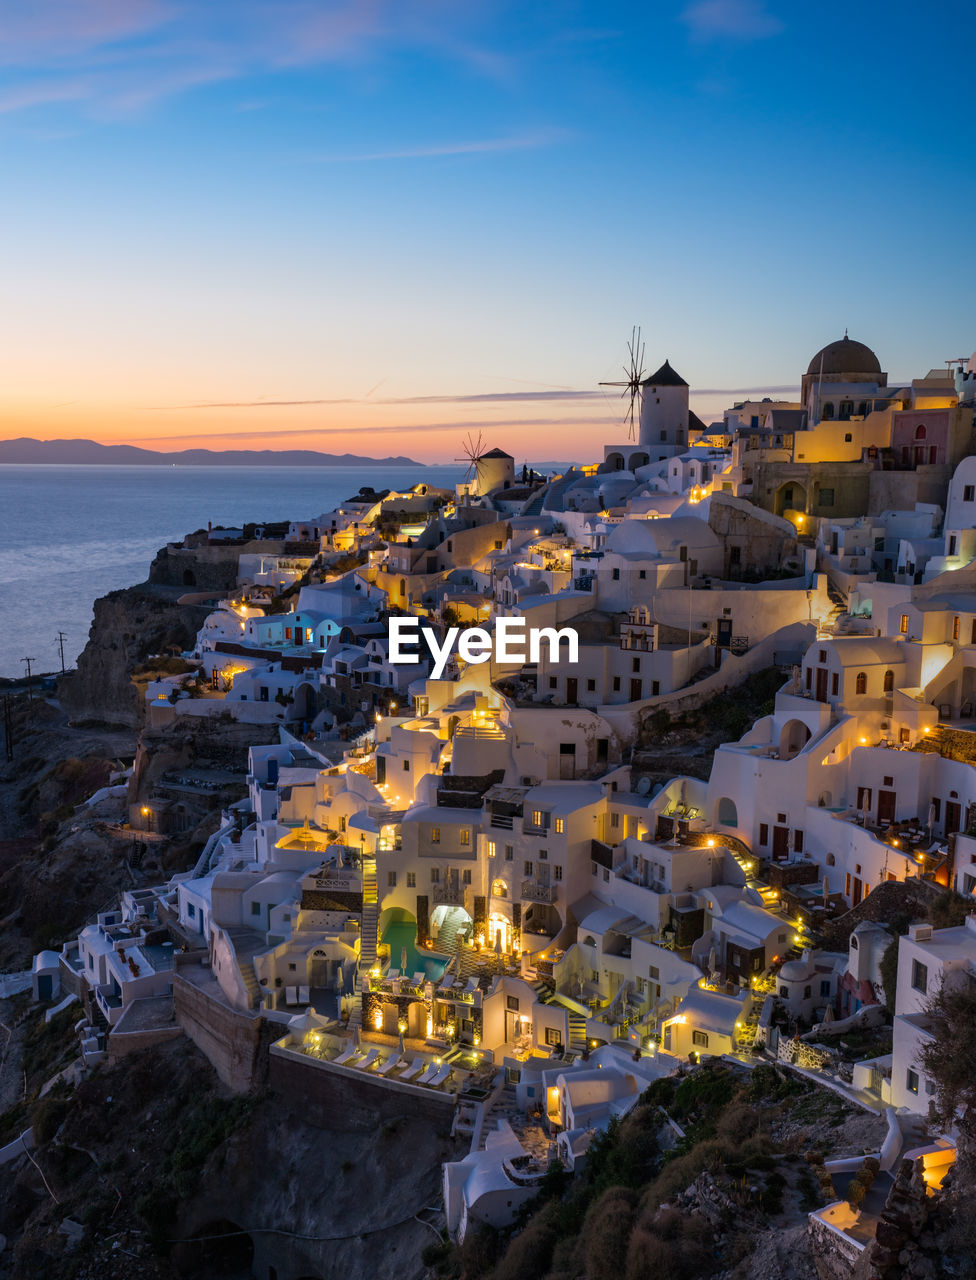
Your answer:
[431,827,440,844]
[953,616,960,641]
[692,1030,709,1047]
[900,614,909,634]
[460,828,471,847]
[555,818,564,834]
[487,840,496,858]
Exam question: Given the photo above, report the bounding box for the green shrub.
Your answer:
[581,1187,635,1280]
[625,1226,670,1280]
[493,1214,558,1280]
[31,1095,70,1144]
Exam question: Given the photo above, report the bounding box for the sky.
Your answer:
[0,0,972,463]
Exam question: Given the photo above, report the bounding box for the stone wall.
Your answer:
[809,1213,864,1280]
[269,1044,457,1134]
[173,972,268,1093]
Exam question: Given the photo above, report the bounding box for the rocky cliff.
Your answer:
[59,584,210,729]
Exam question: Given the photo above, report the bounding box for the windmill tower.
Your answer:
[456,431,488,498]
[599,326,646,441]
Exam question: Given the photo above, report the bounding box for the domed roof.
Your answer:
[807,335,881,377]
[641,358,688,388]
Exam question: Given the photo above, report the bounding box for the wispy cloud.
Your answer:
[307,128,571,163]
[0,0,518,118]
[0,0,174,65]
[139,415,613,443]
[681,0,783,41]
[154,384,797,411]
[152,388,602,409]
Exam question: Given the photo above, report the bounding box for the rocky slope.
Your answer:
[0,1036,454,1280]
[59,584,210,730]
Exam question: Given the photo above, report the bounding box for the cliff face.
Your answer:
[59,584,210,729]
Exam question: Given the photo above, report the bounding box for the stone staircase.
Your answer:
[225,926,267,1010]
[566,1009,587,1052]
[360,857,378,969]
[532,979,588,1051]
[239,959,262,1009]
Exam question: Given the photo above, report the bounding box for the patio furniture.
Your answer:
[334,1044,362,1065]
[375,1055,401,1076]
[298,985,310,1004]
[399,1057,425,1081]
[428,1063,452,1087]
[285,986,299,1005]
[416,1062,438,1084]
[354,1048,381,1070]
[412,971,426,987]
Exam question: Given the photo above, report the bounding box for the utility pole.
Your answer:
[22,657,34,707]
[2,697,13,762]
[56,631,67,675]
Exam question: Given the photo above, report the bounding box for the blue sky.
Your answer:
[0,0,971,460]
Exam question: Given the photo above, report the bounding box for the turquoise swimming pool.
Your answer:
[382,921,449,983]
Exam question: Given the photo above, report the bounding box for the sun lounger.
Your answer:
[428,1063,451,1087]
[334,1044,361,1065]
[285,986,299,1005]
[375,1055,401,1076]
[399,1057,425,1081]
[463,977,478,995]
[412,972,426,987]
[416,1062,438,1085]
[355,1048,380,1070]
[298,985,310,1004]
[386,969,400,981]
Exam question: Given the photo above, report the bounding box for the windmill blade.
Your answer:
[600,327,647,441]
[457,430,487,481]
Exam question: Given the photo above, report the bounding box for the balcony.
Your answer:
[432,885,466,906]
[521,880,556,903]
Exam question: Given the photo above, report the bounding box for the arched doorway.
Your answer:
[715,796,738,827]
[774,482,806,517]
[430,904,473,953]
[779,719,811,760]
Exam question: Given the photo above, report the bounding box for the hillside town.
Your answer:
[7,333,976,1278]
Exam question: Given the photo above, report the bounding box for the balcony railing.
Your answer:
[432,885,466,906]
[521,880,556,903]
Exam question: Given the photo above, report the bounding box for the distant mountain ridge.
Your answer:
[0,437,421,467]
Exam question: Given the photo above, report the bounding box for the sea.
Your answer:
[0,463,466,679]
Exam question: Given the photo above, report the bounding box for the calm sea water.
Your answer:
[0,463,465,678]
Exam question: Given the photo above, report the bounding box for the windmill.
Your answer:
[456,430,488,494]
[600,326,646,441]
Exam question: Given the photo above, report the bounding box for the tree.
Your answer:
[919,973,976,1181]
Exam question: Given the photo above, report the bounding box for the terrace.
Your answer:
[275,1025,498,1097]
